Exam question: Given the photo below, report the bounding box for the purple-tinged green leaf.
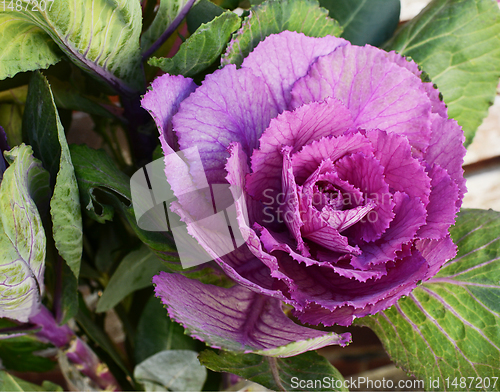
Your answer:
[0,144,49,322]
[200,350,348,392]
[0,0,144,94]
[153,272,351,357]
[357,209,500,389]
[222,0,343,67]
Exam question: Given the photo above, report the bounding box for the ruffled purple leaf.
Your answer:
[153,271,351,356]
[424,114,467,208]
[240,31,348,112]
[291,131,373,184]
[417,165,459,239]
[291,249,428,326]
[141,74,196,149]
[351,192,426,270]
[174,65,277,184]
[290,45,433,151]
[334,152,395,242]
[247,98,353,203]
[366,129,430,203]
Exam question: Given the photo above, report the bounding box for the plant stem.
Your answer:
[29,306,120,391]
[121,94,158,165]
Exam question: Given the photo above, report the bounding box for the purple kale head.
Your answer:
[143,31,466,329]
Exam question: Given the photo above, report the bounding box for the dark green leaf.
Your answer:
[222,0,343,67]
[200,350,348,392]
[96,245,170,313]
[187,0,225,34]
[152,145,164,162]
[220,0,241,10]
[70,144,131,224]
[319,0,400,46]
[24,71,83,279]
[48,77,120,120]
[149,12,241,77]
[134,350,207,392]
[135,295,197,364]
[58,260,79,325]
[94,221,129,274]
[384,0,500,145]
[358,209,500,390]
[0,371,62,391]
[0,319,54,372]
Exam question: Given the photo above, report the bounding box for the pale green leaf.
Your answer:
[96,245,169,313]
[134,350,207,392]
[0,14,61,80]
[149,11,241,77]
[0,0,144,93]
[0,144,49,322]
[358,209,500,390]
[384,0,500,145]
[200,350,348,392]
[222,0,343,67]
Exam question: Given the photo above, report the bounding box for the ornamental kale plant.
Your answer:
[0,0,499,391]
[146,31,467,331]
